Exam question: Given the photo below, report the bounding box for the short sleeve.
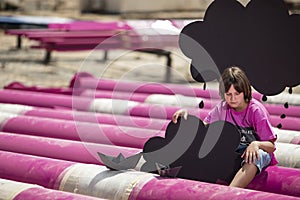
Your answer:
[203,101,226,124]
[252,107,277,141]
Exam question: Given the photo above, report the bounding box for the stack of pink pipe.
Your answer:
[0,111,165,149]
[1,150,300,199]
[3,73,300,131]
[0,75,300,199]
[0,88,299,131]
[0,102,299,146]
[0,104,299,168]
[71,76,300,119]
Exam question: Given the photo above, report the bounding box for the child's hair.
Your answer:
[219,66,252,102]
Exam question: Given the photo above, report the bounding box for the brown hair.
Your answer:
[219,66,252,102]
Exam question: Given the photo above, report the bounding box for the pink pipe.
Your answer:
[71,76,220,99]
[263,103,300,118]
[0,150,74,189]
[0,132,140,165]
[248,166,300,197]
[80,89,150,102]
[0,115,164,149]
[128,103,209,120]
[1,151,300,199]
[4,81,75,95]
[0,89,90,110]
[15,187,103,200]
[1,179,101,200]
[270,115,300,131]
[291,136,300,144]
[6,82,151,102]
[129,174,300,200]
[276,129,300,145]
[25,107,169,130]
[48,20,132,31]
[80,89,219,110]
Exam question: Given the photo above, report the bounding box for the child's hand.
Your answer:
[242,141,260,164]
[172,109,188,124]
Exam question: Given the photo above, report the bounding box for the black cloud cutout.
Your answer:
[141,115,243,184]
[179,0,300,96]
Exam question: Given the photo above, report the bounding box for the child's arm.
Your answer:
[255,139,276,153]
[242,139,276,164]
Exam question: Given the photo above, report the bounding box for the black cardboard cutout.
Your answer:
[179,0,300,96]
[142,116,242,184]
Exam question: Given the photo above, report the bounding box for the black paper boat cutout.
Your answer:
[155,163,182,178]
[98,152,142,171]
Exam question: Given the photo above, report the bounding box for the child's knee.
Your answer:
[254,149,271,174]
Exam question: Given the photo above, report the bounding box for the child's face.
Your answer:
[224,85,247,111]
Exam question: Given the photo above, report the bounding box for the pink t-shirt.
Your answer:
[203,98,278,165]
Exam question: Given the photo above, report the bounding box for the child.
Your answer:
[172,66,277,188]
